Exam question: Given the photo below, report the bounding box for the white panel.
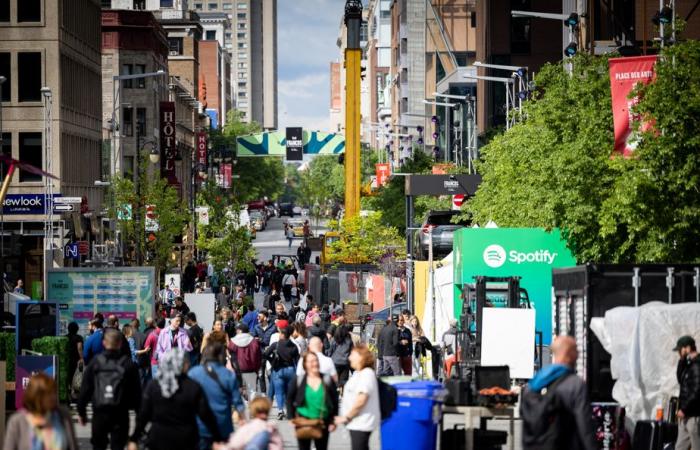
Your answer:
[185,294,216,331]
[481,308,536,379]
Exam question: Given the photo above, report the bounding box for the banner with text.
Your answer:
[159,102,177,184]
[286,127,304,161]
[609,56,657,157]
[375,163,390,187]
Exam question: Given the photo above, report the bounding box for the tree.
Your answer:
[111,157,189,279]
[326,212,406,266]
[463,41,700,263]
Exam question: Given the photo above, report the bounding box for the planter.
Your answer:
[344,302,373,323]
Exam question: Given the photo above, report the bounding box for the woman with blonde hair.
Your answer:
[410,315,433,377]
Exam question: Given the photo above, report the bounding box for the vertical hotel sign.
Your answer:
[608,56,657,157]
[196,132,207,169]
[159,102,177,184]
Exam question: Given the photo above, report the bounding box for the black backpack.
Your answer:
[521,374,573,450]
[93,354,128,408]
[377,377,397,420]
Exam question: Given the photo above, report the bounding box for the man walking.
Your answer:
[230,323,262,400]
[130,318,150,385]
[377,314,401,376]
[186,312,204,366]
[397,315,413,376]
[521,335,596,450]
[675,335,700,450]
[83,318,105,365]
[78,329,141,450]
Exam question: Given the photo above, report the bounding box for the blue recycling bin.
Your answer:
[381,380,446,450]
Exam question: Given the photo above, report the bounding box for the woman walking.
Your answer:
[264,325,299,419]
[330,324,353,389]
[128,348,223,450]
[287,352,339,450]
[335,344,381,450]
[4,373,78,450]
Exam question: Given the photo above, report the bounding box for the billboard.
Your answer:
[286,127,304,161]
[453,228,576,344]
[47,267,155,336]
[15,302,59,354]
[16,355,57,409]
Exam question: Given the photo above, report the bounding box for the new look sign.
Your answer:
[453,228,576,344]
[2,194,62,215]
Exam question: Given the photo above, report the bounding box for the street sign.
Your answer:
[452,194,465,210]
[64,242,79,260]
[53,197,82,204]
[53,204,74,212]
[117,204,132,221]
[145,205,159,232]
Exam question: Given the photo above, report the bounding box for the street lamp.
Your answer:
[463,74,516,129]
[41,87,53,300]
[511,10,580,58]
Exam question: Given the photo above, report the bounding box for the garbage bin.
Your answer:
[381,380,446,450]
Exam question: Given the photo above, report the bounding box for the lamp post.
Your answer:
[135,131,160,266]
[423,99,457,162]
[462,74,515,129]
[41,87,53,300]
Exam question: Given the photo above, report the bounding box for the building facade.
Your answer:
[0,0,103,291]
[198,12,233,127]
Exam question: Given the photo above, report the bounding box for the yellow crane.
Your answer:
[343,0,362,219]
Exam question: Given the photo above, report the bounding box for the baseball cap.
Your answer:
[275,319,289,330]
[673,335,696,351]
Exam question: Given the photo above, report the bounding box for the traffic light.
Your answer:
[563,12,579,28]
[652,6,673,25]
[564,42,578,57]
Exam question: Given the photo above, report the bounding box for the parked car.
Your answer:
[360,302,408,342]
[414,210,469,260]
[250,211,266,230]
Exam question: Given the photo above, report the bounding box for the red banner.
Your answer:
[196,132,207,166]
[159,102,177,184]
[221,163,232,189]
[375,163,390,187]
[609,56,657,157]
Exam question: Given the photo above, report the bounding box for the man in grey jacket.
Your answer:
[521,335,596,450]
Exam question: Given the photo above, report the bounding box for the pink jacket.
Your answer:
[155,326,193,361]
[226,418,283,450]
[305,310,318,327]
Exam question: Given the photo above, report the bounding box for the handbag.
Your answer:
[71,361,84,400]
[291,416,325,440]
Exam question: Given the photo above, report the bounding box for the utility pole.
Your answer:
[344,0,362,219]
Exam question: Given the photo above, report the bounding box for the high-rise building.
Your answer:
[366,0,393,150]
[0,0,103,290]
[198,12,233,127]
[194,0,277,130]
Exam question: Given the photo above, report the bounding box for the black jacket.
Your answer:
[286,374,339,426]
[377,322,399,357]
[397,326,413,357]
[264,339,299,370]
[678,355,700,417]
[77,350,141,419]
[130,376,222,450]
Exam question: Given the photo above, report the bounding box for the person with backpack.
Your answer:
[229,323,263,400]
[78,328,141,450]
[83,318,105,365]
[189,341,246,450]
[128,348,223,450]
[264,325,299,419]
[330,324,353,389]
[335,344,382,450]
[520,335,596,450]
[287,351,339,450]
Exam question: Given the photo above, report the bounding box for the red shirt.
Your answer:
[144,328,161,365]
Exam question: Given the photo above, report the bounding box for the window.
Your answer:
[236,32,245,39]
[238,82,246,88]
[237,2,246,8]
[0,53,9,102]
[133,0,146,9]
[237,62,247,69]
[121,64,133,88]
[17,0,41,22]
[1,133,10,179]
[237,42,247,49]
[136,108,146,135]
[225,32,233,40]
[101,0,111,7]
[208,3,217,9]
[380,10,390,19]
[18,52,41,102]
[0,0,9,22]
[123,107,133,137]
[237,23,246,30]
[237,72,246,78]
[511,0,531,54]
[223,2,232,9]
[206,30,216,40]
[160,0,174,7]
[18,133,42,182]
[238,92,246,98]
[238,52,247,59]
[135,64,146,88]
[237,12,246,19]
[194,3,202,9]
[168,37,183,55]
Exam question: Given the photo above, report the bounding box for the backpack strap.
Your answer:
[205,363,232,398]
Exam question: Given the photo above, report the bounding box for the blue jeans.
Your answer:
[151,363,158,379]
[270,365,295,410]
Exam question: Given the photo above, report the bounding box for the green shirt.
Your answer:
[296,383,327,419]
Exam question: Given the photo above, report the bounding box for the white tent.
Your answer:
[422,252,456,344]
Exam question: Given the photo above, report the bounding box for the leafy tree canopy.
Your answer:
[327,212,406,265]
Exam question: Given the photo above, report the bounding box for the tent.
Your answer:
[422,252,456,344]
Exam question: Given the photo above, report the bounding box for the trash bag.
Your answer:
[71,361,84,400]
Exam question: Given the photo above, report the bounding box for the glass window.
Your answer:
[0,53,10,102]
[133,0,145,9]
[208,3,217,9]
[123,107,133,137]
[237,3,247,9]
[135,64,146,88]
[237,42,247,49]
[0,0,9,22]
[160,0,174,7]
[18,132,42,182]
[194,3,202,9]
[206,30,216,40]
[236,32,246,39]
[121,64,133,89]
[238,52,247,59]
[17,0,41,22]
[1,133,11,179]
[136,108,146,135]
[168,37,183,55]
[237,23,246,29]
[380,10,390,19]
[222,2,232,9]
[18,52,41,102]
[237,12,246,19]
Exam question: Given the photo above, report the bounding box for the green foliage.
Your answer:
[327,212,406,265]
[0,332,15,381]
[465,41,700,263]
[31,336,69,402]
[298,156,345,208]
[110,159,189,277]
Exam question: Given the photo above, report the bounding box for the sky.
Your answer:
[277,0,346,133]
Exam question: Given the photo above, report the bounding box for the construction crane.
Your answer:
[344,0,362,219]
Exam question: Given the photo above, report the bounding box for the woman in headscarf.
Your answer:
[128,348,223,450]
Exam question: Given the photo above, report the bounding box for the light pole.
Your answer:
[135,129,160,266]
[41,87,53,300]
[462,74,515,129]
[423,99,458,162]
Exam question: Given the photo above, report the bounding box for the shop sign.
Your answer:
[1,194,62,215]
[160,102,177,184]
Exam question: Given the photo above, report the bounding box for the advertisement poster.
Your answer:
[286,127,304,161]
[16,355,56,409]
[47,268,155,336]
[608,56,657,157]
[453,228,576,344]
[375,163,390,187]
